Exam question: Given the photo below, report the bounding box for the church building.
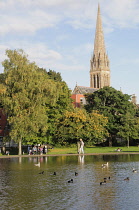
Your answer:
[71,5,111,107]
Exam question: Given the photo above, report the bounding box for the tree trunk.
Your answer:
[109,137,112,147]
[127,137,129,148]
[18,139,22,155]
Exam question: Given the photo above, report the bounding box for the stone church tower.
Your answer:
[90,5,110,89]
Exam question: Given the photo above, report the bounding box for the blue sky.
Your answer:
[0,0,139,102]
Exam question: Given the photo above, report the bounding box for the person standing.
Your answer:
[77,139,80,154]
[79,139,84,154]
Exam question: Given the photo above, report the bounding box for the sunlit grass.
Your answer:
[47,146,139,155]
[1,146,139,156]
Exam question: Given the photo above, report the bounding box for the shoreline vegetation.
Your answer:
[1,146,139,158]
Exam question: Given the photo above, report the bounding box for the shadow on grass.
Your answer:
[122,151,139,153]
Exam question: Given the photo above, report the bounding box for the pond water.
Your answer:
[1,154,139,210]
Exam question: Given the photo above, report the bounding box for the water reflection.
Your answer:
[78,155,84,164]
[1,155,139,209]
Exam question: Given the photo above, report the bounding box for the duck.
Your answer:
[102,162,108,168]
[103,162,109,166]
[39,171,44,174]
[68,179,73,183]
[104,176,110,181]
[124,177,129,181]
[34,162,40,167]
[132,168,137,173]
[75,172,78,176]
[100,181,106,185]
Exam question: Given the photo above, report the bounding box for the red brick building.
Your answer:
[71,85,98,108]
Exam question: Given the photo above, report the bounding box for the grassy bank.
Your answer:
[47,146,139,155]
[1,146,139,156]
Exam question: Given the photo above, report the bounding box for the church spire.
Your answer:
[90,4,110,89]
[93,4,106,56]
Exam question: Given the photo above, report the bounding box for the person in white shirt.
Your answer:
[79,139,84,154]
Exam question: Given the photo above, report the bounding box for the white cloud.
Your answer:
[0,0,139,36]
[0,40,87,75]
[102,0,139,29]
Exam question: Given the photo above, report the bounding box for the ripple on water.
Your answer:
[1,155,139,209]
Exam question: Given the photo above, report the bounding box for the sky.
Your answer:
[0,0,139,102]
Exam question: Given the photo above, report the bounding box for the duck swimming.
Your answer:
[34,162,40,167]
[124,177,129,181]
[100,181,106,185]
[104,176,110,181]
[102,162,108,168]
[132,168,137,173]
[68,179,73,183]
[39,171,44,174]
[103,162,108,166]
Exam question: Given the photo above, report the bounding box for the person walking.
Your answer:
[77,139,80,154]
[79,139,84,154]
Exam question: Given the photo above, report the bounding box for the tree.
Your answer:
[85,86,137,146]
[118,112,139,147]
[37,67,73,145]
[82,111,108,144]
[37,68,62,82]
[55,108,87,145]
[45,74,73,144]
[55,108,108,145]
[1,49,59,154]
[0,73,5,84]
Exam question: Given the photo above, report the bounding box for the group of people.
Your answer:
[28,145,47,155]
[77,139,84,154]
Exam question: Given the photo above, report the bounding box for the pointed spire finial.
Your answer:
[93,3,106,56]
[98,3,100,12]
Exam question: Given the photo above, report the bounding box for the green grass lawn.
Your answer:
[1,146,139,156]
[47,146,139,155]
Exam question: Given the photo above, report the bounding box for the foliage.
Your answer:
[118,112,139,146]
[45,75,73,144]
[82,111,108,144]
[0,73,5,84]
[1,49,62,153]
[0,49,74,151]
[37,68,62,82]
[54,108,108,145]
[37,67,73,145]
[85,86,138,146]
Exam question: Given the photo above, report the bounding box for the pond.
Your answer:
[1,154,139,210]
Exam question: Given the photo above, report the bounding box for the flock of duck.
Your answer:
[34,161,138,185]
[34,162,78,183]
[37,168,78,183]
[100,162,138,185]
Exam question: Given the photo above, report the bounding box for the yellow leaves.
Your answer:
[64,108,87,123]
[0,84,6,94]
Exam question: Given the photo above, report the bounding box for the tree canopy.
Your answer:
[54,108,108,145]
[85,86,139,146]
[0,49,73,154]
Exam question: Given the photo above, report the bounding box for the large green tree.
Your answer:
[1,49,60,154]
[85,86,138,146]
[118,112,139,147]
[37,67,73,144]
[54,108,108,145]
